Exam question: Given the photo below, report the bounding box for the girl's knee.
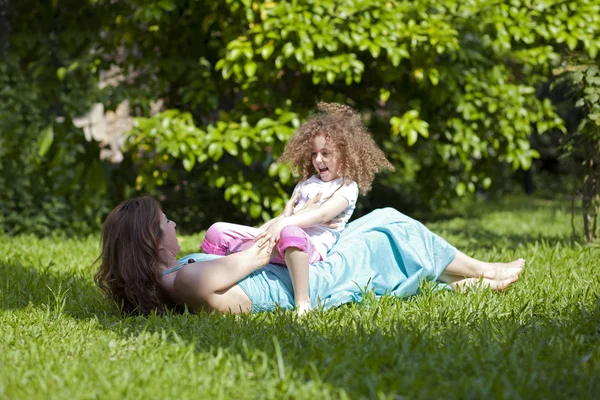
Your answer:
[278,226,309,254]
[280,225,304,239]
[204,222,227,242]
[202,222,234,255]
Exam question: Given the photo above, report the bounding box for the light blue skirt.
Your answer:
[179,208,457,313]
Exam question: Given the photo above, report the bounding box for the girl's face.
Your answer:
[311,135,341,181]
[159,212,180,259]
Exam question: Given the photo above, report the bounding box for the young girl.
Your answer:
[201,102,394,314]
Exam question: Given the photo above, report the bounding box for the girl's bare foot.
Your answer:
[450,274,519,291]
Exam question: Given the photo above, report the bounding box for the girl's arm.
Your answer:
[280,196,347,227]
[174,243,271,309]
[255,195,349,249]
[257,191,301,231]
[258,191,323,231]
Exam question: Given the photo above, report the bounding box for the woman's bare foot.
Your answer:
[483,258,525,280]
[450,274,519,291]
[296,301,312,317]
[445,251,526,281]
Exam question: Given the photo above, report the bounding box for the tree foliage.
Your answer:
[0,0,113,234]
[2,0,600,234]
[554,53,600,241]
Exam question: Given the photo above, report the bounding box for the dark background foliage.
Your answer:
[1,0,598,237]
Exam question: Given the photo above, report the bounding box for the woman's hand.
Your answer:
[255,219,285,252]
[248,241,274,265]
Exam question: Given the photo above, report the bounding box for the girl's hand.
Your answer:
[255,220,285,252]
[293,192,322,215]
[323,216,344,229]
[282,191,300,217]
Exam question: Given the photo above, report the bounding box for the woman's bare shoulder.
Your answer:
[171,263,207,309]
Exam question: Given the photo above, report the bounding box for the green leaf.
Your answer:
[261,44,274,60]
[67,61,79,72]
[240,137,250,149]
[56,67,67,81]
[282,42,295,57]
[483,177,492,189]
[369,43,380,58]
[407,129,418,146]
[208,142,221,158]
[244,61,257,78]
[215,176,226,188]
[326,71,336,84]
[404,110,419,120]
[249,204,262,218]
[222,65,232,79]
[268,163,279,177]
[428,69,439,86]
[519,153,532,170]
[242,151,253,165]
[256,118,274,129]
[223,140,238,156]
[413,120,429,138]
[229,48,242,61]
[379,88,391,103]
[390,51,401,67]
[278,165,291,183]
[182,155,195,171]
[37,125,54,157]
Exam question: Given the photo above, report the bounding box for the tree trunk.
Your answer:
[582,139,600,242]
[0,0,10,57]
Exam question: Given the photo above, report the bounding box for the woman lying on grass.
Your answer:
[94,196,525,315]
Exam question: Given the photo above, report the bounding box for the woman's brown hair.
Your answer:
[94,196,172,315]
[279,102,394,194]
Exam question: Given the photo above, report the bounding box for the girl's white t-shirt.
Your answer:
[291,176,359,257]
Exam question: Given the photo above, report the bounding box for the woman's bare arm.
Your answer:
[174,243,271,310]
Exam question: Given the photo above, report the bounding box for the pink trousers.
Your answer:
[200,222,323,266]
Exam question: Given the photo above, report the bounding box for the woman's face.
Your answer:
[159,212,180,258]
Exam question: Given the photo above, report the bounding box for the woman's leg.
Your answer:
[439,250,525,290]
[444,250,524,278]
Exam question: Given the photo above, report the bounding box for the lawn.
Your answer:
[1,195,598,399]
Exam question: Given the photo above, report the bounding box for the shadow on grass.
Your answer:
[0,257,115,319]
[2,260,598,398]
[420,194,576,222]
[437,223,582,251]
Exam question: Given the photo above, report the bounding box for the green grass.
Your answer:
[1,195,599,399]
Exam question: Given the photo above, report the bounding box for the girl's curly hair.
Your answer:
[279,102,394,194]
[94,197,174,315]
